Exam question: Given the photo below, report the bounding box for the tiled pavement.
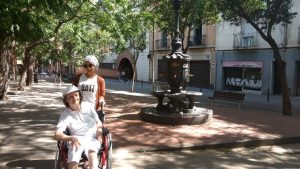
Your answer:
[104,89,300,152]
[1,78,300,168]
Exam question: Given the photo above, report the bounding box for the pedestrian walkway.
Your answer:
[1,78,300,169]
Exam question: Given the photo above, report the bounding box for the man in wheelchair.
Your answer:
[54,85,102,169]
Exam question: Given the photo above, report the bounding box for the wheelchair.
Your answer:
[54,105,112,169]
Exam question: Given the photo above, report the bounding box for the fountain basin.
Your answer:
[140,105,213,125]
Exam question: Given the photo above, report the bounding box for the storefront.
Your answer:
[223,61,263,94]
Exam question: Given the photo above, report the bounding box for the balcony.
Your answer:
[189,35,206,47]
[156,39,171,50]
[233,32,258,48]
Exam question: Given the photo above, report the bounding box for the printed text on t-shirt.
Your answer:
[81,84,95,92]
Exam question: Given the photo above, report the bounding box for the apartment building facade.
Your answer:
[149,24,217,89]
[215,0,300,96]
[100,23,217,90]
[100,0,300,96]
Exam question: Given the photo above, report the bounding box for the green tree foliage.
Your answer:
[0,0,106,97]
[142,0,219,53]
[0,0,51,98]
[217,0,297,115]
[97,0,153,91]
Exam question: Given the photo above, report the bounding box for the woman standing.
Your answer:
[72,55,105,110]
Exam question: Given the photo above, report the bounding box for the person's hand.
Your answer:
[70,136,81,150]
[96,129,102,143]
[97,135,102,143]
[99,99,105,105]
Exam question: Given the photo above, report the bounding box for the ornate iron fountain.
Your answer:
[140,0,213,125]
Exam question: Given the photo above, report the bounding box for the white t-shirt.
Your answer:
[78,74,98,106]
[56,102,100,138]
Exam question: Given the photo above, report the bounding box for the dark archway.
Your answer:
[118,58,133,80]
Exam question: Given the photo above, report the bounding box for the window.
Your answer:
[223,61,263,93]
[162,32,168,48]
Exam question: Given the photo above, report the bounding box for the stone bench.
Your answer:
[208,91,245,109]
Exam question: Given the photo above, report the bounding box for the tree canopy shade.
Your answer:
[217,0,297,116]
[0,0,155,97]
[0,0,110,98]
[0,0,57,99]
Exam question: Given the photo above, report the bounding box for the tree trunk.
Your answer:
[19,47,31,87]
[266,37,292,116]
[12,41,18,80]
[131,67,136,92]
[0,44,10,100]
[26,63,34,86]
[131,57,137,92]
[276,58,292,116]
[182,26,192,54]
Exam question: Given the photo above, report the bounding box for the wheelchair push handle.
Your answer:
[100,102,103,111]
[98,102,105,124]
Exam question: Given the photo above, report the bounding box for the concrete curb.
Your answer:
[132,136,300,153]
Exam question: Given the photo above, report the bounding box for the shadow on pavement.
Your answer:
[6,159,54,169]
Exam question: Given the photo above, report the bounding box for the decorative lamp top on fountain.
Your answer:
[163,36,191,94]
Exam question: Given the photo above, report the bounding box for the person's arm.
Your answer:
[72,74,81,87]
[54,130,75,142]
[96,120,103,141]
[96,76,106,110]
[54,114,81,149]
[55,130,81,150]
[99,76,105,101]
[91,106,103,141]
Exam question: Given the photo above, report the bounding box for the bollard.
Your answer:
[267,88,270,102]
[34,73,38,83]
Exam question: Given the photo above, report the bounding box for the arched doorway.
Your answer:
[118,58,133,80]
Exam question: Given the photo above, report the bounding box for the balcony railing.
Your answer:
[189,35,206,47]
[156,39,171,50]
[233,32,258,48]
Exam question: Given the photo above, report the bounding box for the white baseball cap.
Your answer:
[62,85,80,97]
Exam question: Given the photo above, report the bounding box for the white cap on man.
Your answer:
[62,85,80,97]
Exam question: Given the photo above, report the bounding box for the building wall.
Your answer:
[151,24,217,87]
[286,0,300,47]
[215,0,300,96]
[136,33,150,81]
[99,68,119,78]
[215,48,300,95]
[101,33,151,82]
[215,50,273,94]
[136,49,150,81]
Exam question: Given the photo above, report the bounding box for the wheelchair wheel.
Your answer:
[100,131,112,169]
[54,149,60,169]
[106,132,113,169]
[54,142,68,169]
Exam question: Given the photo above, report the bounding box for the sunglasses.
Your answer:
[83,64,94,68]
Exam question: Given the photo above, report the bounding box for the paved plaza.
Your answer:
[0,77,300,169]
